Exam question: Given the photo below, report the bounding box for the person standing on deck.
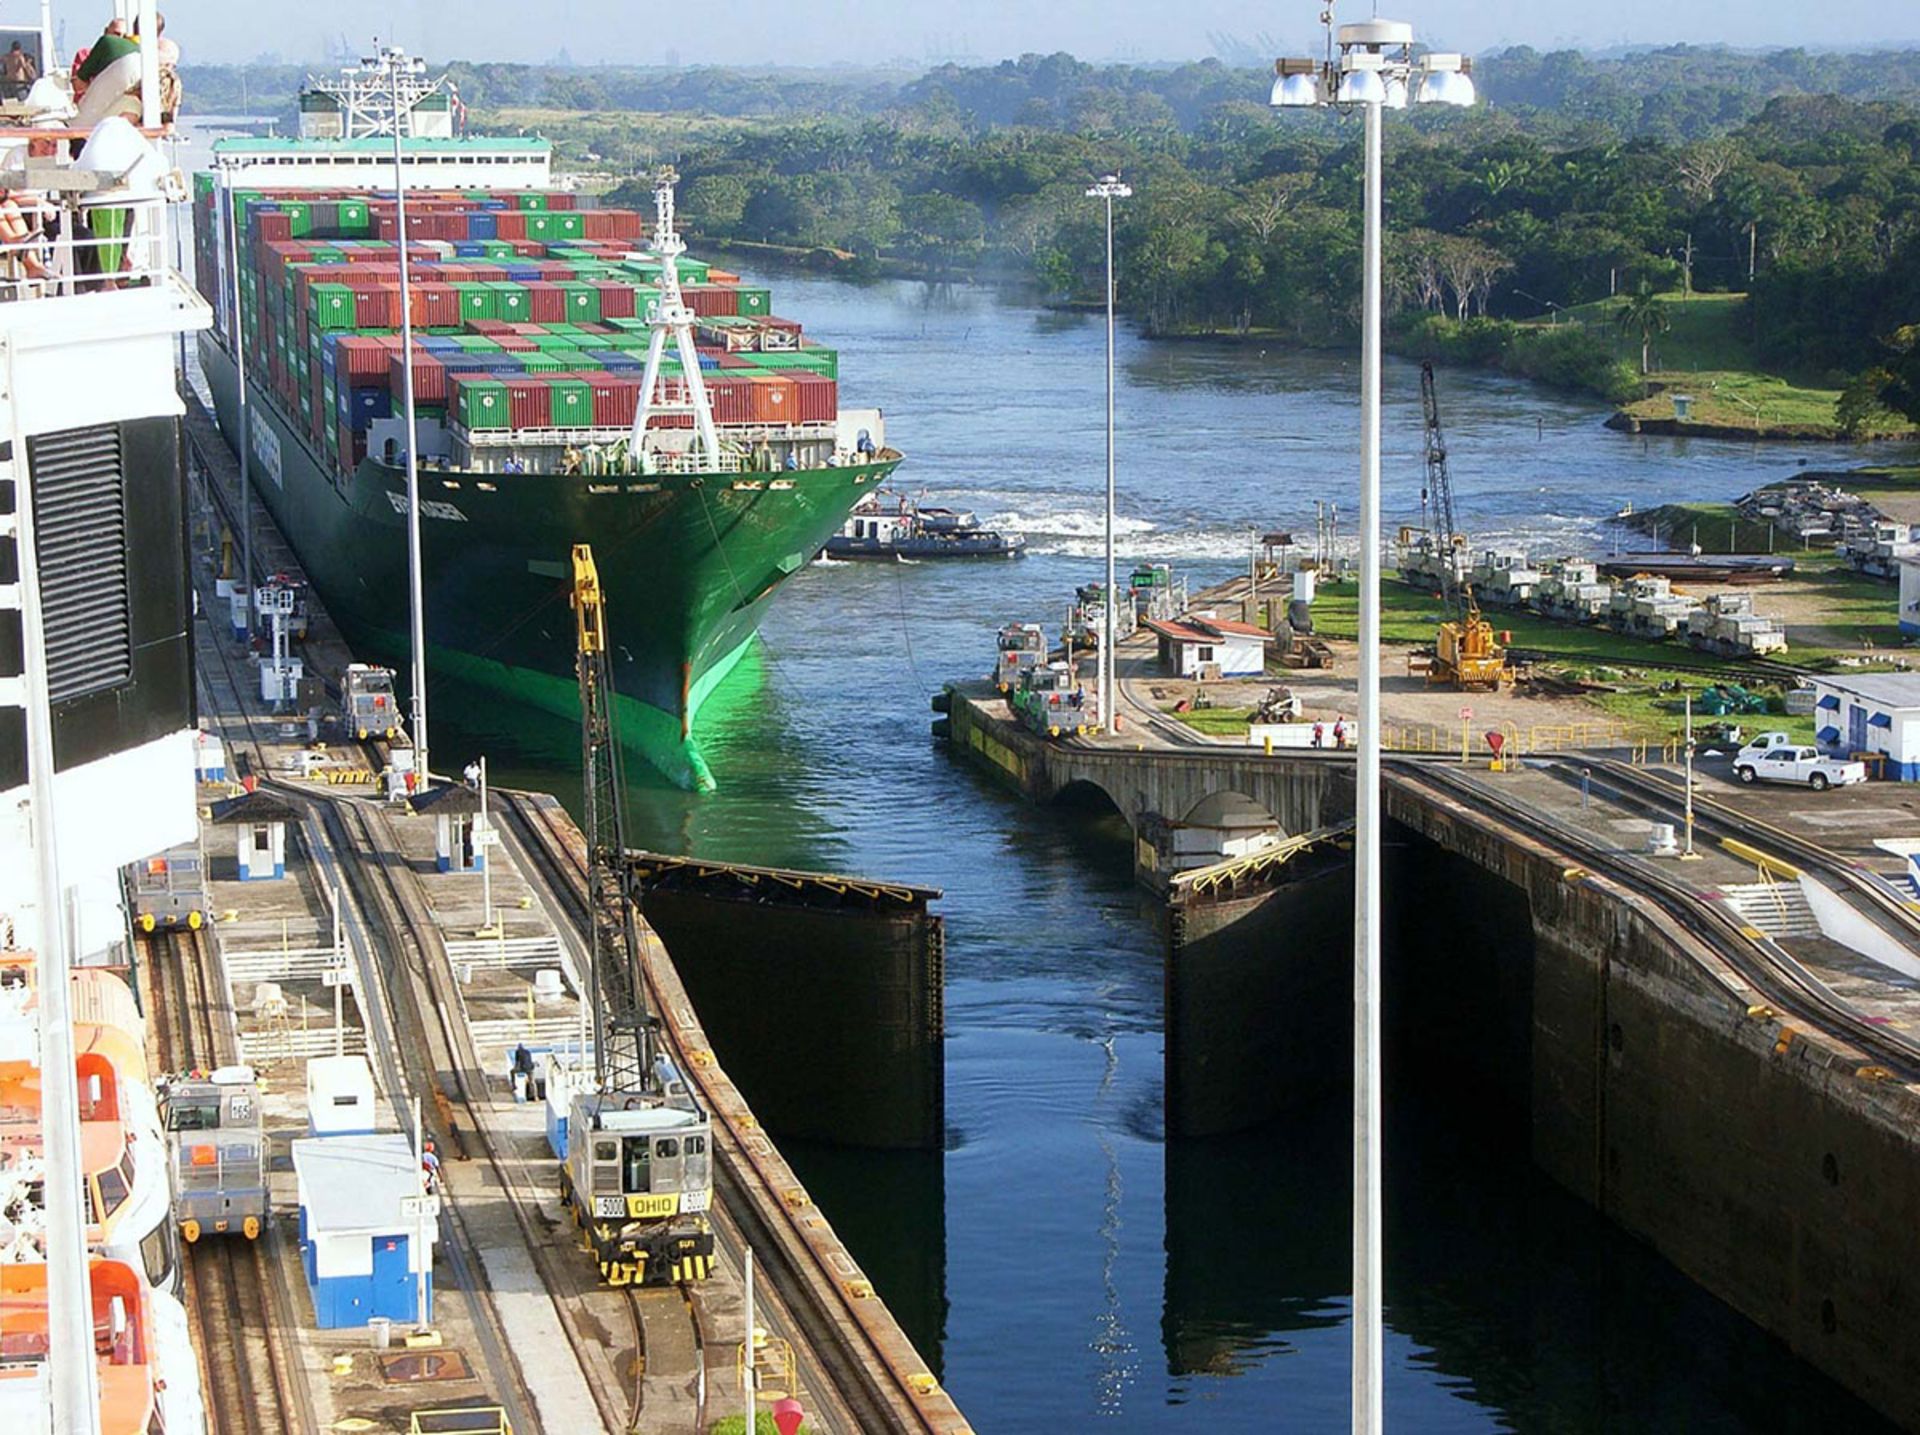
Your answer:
[1,43,36,100]
[70,19,144,132]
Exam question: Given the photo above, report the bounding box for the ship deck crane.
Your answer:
[1419,362,1511,692]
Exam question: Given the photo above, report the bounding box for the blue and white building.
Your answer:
[1899,557,1920,639]
[291,1133,435,1328]
[1810,673,1920,780]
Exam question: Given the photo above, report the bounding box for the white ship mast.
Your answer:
[629,168,721,462]
[301,46,453,140]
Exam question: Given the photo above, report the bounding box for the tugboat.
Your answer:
[823,490,1024,559]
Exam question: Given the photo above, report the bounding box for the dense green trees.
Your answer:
[181,43,1920,404]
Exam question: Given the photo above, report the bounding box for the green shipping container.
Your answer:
[550,379,592,427]
[517,193,549,212]
[311,284,357,329]
[487,283,530,321]
[283,201,312,238]
[458,380,510,430]
[557,283,600,322]
[525,213,555,242]
[734,287,772,316]
[554,212,585,240]
[338,201,370,233]
[457,284,499,320]
[521,355,569,375]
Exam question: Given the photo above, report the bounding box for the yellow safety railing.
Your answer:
[409,1410,513,1435]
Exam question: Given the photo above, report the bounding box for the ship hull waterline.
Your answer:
[199,333,900,790]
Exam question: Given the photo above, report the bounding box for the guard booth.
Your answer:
[290,1132,434,1328]
[207,788,299,881]
[405,782,486,873]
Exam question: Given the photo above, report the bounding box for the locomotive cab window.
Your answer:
[622,1137,651,1190]
[654,1138,679,1160]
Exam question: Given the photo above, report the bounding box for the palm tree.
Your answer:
[1614,283,1671,376]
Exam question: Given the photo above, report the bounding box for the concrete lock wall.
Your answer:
[1387,790,1920,1433]
[635,889,945,1151]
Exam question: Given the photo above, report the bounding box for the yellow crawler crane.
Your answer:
[1430,588,1511,692]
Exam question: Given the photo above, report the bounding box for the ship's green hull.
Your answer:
[200,334,898,789]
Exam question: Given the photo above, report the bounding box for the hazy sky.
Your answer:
[156,0,1920,68]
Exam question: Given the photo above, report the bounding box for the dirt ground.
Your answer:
[1116,635,1616,741]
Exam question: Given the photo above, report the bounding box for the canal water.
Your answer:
[432,268,1913,1431]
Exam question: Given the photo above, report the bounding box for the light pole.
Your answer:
[385,47,432,782]
[1270,21,1475,1434]
[221,159,253,643]
[1087,174,1130,737]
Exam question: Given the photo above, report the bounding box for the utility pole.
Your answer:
[1681,692,1699,860]
[1748,221,1757,286]
[1683,232,1694,298]
[742,1246,756,1432]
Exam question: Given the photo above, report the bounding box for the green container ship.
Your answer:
[195,57,898,790]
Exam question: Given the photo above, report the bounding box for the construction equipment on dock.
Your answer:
[560,544,716,1286]
[1415,363,1511,691]
[1684,592,1789,657]
[1607,573,1700,637]
[1470,549,1540,608]
[1530,557,1613,622]
[1838,519,1920,580]
[1430,592,1512,691]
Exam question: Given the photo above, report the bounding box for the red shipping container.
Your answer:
[467,319,512,335]
[505,377,550,430]
[761,316,804,336]
[336,335,390,380]
[387,351,448,403]
[496,336,536,351]
[511,240,545,258]
[680,285,739,318]
[253,212,293,242]
[715,353,755,369]
[786,373,839,423]
[547,192,576,211]
[495,212,528,240]
[527,283,566,323]
[746,375,794,424]
[588,378,639,428]
[705,377,753,426]
[417,284,461,326]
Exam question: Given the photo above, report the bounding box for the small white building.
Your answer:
[306,1054,378,1137]
[1899,558,1920,639]
[1810,672,1920,780]
[1144,613,1276,680]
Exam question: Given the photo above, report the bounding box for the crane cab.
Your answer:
[162,1068,267,1242]
[560,1066,715,1287]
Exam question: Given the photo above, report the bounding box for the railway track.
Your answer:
[1392,758,1920,1081]
[497,787,952,1435]
[143,928,309,1435]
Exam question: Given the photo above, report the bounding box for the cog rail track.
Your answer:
[497,786,964,1435]
[142,927,311,1435]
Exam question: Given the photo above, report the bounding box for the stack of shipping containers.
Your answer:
[191,180,843,476]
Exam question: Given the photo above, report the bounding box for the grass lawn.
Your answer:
[1168,705,1255,737]
[1545,290,1911,439]
[1620,500,1793,556]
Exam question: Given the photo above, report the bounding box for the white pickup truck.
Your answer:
[1733,744,1868,791]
